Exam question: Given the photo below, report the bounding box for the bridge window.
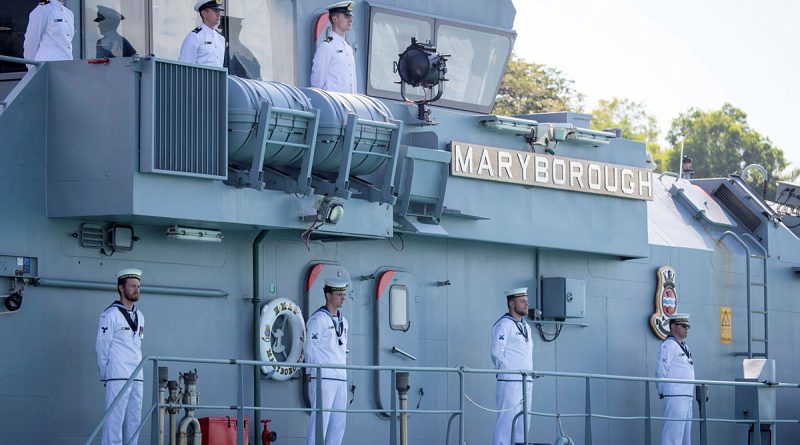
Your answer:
[367,6,514,113]
[389,285,410,331]
[436,23,512,109]
[367,10,433,101]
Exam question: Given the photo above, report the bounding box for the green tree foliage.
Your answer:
[666,103,788,196]
[493,54,584,115]
[590,97,667,171]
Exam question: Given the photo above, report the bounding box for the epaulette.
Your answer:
[192,27,202,33]
[39,0,50,4]
[325,36,333,42]
[216,29,223,35]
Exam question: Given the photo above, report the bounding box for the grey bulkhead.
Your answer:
[1,1,800,445]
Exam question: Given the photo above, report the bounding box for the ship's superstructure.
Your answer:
[0,1,799,444]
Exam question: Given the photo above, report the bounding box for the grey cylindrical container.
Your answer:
[301,88,395,175]
[228,76,313,167]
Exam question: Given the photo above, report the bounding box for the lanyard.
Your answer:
[667,336,693,365]
[318,306,344,345]
[504,314,528,342]
[109,301,138,334]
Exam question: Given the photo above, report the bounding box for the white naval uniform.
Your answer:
[96,302,145,445]
[310,33,356,94]
[304,306,349,445]
[178,23,225,67]
[23,1,74,68]
[491,314,534,445]
[656,336,695,445]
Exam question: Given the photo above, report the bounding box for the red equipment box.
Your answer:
[199,416,250,445]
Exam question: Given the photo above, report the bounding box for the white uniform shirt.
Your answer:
[310,33,356,94]
[304,307,348,380]
[656,336,695,396]
[491,314,534,381]
[96,302,145,381]
[23,1,74,63]
[178,23,225,67]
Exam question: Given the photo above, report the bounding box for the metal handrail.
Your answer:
[720,230,756,358]
[84,356,800,445]
[0,55,41,66]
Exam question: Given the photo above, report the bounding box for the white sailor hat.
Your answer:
[324,278,349,292]
[116,268,142,283]
[505,287,528,300]
[194,0,224,12]
[668,313,690,325]
[94,5,124,23]
[327,1,354,16]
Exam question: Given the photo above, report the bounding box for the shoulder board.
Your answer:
[325,36,333,42]
[40,1,50,5]
[192,27,202,33]
[216,29,223,35]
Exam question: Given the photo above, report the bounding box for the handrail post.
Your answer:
[585,377,592,445]
[151,358,160,445]
[458,368,465,445]
[754,419,762,445]
[522,372,529,445]
[698,384,708,445]
[390,369,398,445]
[644,381,652,445]
[315,367,324,445]
[237,363,245,445]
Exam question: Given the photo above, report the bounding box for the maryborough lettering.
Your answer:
[450,141,653,200]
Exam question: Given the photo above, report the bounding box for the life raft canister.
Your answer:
[259,298,306,380]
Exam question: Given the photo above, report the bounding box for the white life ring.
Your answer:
[259,298,306,381]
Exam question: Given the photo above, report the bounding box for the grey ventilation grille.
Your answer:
[714,183,762,232]
[139,58,228,179]
[80,223,105,248]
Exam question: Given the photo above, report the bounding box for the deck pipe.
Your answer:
[252,230,269,443]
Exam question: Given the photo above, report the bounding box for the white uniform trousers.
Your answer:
[102,380,143,445]
[661,396,692,445]
[493,380,533,445]
[307,379,347,445]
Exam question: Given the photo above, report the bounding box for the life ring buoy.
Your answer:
[259,298,306,380]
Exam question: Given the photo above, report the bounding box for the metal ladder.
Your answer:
[720,231,769,358]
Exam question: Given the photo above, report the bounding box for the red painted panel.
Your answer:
[376,270,396,300]
[313,13,330,42]
[307,263,325,291]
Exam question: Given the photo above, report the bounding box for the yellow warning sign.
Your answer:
[720,306,732,344]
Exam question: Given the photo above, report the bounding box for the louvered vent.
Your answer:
[140,58,227,179]
[714,183,762,232]
[80,223,105,248]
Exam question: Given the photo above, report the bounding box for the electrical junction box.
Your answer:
[541,277,585,319]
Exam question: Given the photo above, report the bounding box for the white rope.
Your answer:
[463,393,522,413]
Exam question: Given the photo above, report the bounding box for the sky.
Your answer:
[511,0,800,170]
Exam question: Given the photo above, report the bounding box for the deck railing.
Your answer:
[84,356,800,445]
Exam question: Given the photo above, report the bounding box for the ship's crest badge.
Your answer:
[649,266,678,339]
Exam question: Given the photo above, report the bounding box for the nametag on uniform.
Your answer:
[54,19,63,22]
[337,50,343,53]
[205,41,212,44]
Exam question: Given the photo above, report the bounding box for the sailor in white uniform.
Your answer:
[23,0,74,68]
[491,287,534,445]
[656,313,695,445]
[95,269,145,445]
[178,0,226,67]
[304,279,350,445]
[310,1,357,93]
